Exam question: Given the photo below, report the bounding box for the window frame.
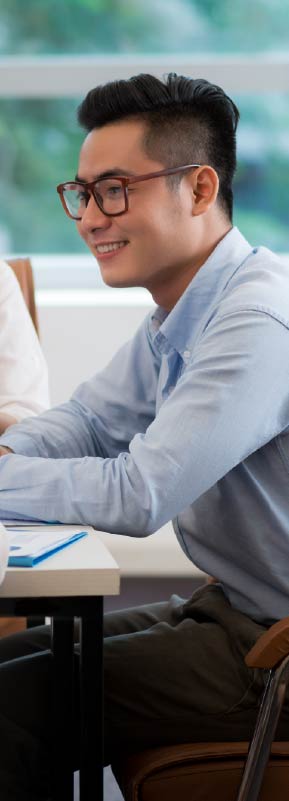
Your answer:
[1,54,289,96]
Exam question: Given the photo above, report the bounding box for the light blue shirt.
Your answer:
[1,227,289,623]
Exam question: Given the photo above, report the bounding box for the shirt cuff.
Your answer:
[0,431,43,456]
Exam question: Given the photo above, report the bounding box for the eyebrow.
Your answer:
[74,168,136,182]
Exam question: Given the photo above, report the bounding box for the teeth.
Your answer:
[96,242,126,254]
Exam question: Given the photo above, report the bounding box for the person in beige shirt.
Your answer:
[0,259,49,434]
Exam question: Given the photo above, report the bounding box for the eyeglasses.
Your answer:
[56,164,201,220]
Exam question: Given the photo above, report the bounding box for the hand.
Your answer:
[0,412,17,435]
[0,446,13,456]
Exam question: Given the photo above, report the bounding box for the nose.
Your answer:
[78,194,111,234]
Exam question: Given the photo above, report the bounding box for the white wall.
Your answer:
[37,292,152,405]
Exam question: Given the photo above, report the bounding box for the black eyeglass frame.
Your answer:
[56,163,201,220]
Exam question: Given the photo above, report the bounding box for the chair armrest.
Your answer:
[245,616,289,669]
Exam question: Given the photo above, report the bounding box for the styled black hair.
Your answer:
[78,72,240,221]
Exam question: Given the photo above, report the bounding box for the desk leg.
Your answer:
[79,598,103,801]
[51,617,75,801]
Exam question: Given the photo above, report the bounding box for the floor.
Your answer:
[104,767,124,801]
[74,767,124,800]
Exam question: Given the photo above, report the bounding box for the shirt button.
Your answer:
[183,350,190,360]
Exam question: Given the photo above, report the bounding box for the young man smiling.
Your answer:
[0,72,289,800]
[70,113,227,307]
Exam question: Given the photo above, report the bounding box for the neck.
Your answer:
[150,221,232,312]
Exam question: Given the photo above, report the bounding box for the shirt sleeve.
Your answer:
[0,260,50,419]
[0,308,288,533]
[0,313,160,459]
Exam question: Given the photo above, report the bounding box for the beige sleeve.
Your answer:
[0,260,50,419]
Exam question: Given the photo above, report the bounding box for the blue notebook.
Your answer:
[7,526,88,567]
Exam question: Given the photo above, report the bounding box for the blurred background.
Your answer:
[1,0,289,290]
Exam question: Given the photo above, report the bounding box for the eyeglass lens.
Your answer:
[63,179,126,218]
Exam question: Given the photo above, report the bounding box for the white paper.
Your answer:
[1,519,47,528]
[7,527,86,558]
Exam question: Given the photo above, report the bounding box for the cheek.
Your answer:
[133,202,174,243]
[76,221,85,239]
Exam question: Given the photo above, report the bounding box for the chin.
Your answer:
[98,268,143,289]
[103,277,140,289]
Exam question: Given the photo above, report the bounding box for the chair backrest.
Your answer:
[7,257,39,336]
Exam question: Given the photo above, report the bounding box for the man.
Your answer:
[0,72,289,800]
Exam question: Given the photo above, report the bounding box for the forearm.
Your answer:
[0,400,107,459]
[0,315,158,460]
[0,452,157,532]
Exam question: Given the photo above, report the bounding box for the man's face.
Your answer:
[76,119,201,305]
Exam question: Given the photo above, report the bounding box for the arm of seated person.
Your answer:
[0,412,18,435]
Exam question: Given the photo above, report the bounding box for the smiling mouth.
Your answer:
[95,241,128,254]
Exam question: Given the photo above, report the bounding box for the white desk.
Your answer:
[0,525,120,597]
[0,525,120,801]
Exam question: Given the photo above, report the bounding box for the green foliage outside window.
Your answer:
[0,0,288,257]
[1,0,288,55]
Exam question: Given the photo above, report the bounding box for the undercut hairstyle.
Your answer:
[78,72,240,222]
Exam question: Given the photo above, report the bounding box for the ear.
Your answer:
[189,166,219,216]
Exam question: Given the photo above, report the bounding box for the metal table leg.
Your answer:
[51,617,75,801]
[79,597,103,801]
[0,594,107,800]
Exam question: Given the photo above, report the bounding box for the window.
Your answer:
[1,0,288,288]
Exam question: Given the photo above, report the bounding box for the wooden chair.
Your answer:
[7,256,39,334]
[0,257,39,636]
[112,618,289,801]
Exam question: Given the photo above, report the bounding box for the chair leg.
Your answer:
[237,655,289,801]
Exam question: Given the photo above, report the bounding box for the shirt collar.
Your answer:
[150,227,253,358]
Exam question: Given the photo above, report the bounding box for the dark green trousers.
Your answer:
[0,584,287,800]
